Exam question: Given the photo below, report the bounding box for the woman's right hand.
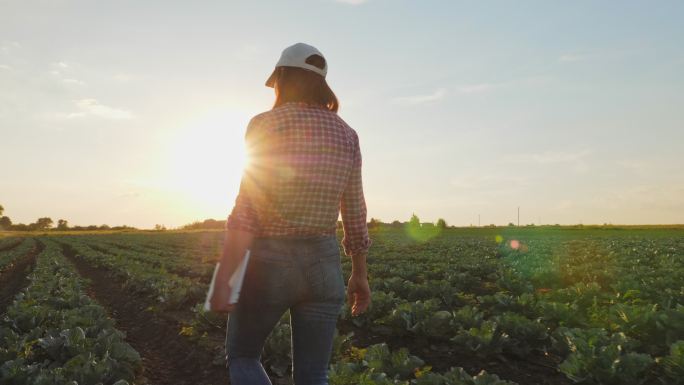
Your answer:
[209,279,235,313]
[347,272,371,316]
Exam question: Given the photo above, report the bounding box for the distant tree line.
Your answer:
[0,202,450,233]
[373,214,449,229]
[180,214,451,231]
[0,204,136,232]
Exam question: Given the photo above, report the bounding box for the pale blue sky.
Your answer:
[2,0,683,228]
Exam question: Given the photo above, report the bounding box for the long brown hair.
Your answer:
[272,54,339,112]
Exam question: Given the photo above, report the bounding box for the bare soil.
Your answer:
[0,239,43,314]
[60,242,231,385]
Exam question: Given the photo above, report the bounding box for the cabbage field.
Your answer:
[1,226,683,385]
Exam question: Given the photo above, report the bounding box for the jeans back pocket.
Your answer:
[306,253,345,305]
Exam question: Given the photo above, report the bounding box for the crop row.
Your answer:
[59,237,204,309]
[86,231,223,261]
[74,235,214,279]
[36,228,684,384]
[0,237,25,252]
[329,342,517,385]
[338,230,684,384]
[0,238,35,272]
[192,308,520,385]
[0,239,140,385]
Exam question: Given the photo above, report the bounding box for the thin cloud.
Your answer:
[559,53,585,62]
[62,78,86,86]
[334,0,368,4]
[50,61,86,86]
[0,41,21,54]
[559,49,627,63]
[114,73,132,82]
[50,61,71,76]
[457,83,496,94]
[615,159,649,174]
[59,99,133,120]
[558,51,603,63]
[508,150,590,164]
[233,43,263,61]
[393,88,447,105]
[553,200,574,211]
[450,174,529,189]
[590,184,684,212]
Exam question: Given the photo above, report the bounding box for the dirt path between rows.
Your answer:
[0,239,43,314]
[60,242,231,385]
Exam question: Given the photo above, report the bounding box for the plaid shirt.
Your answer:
[226,102,371,257]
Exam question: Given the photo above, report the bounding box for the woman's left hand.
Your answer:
[209,280,235,313]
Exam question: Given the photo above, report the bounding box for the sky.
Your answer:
[2,0,683,229]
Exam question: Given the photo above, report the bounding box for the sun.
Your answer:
[163,109,251,217]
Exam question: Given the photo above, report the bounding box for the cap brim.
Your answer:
[265,68,277,88]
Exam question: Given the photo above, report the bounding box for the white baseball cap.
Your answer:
[265,43,328,87]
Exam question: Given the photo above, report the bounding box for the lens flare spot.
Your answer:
[405,223,442,243]
[510,239,520,250]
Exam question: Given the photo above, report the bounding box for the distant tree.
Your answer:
[57,219,69,230]
[390,220,402,228]
[508,222,515,227]
[99,224,111,230]
[35,217,53,230]
[183,221,201,229]
[111,225,136,231]
[180,219,226,230]
[201,219,221,229]
[154,224,167,231]
[12,223,29,231]
[405,214,442,242]
[368,218,382,229]
[0,204,4,216]
[436,218,447,229]
[0,216,11,230]
[409,213,420,228]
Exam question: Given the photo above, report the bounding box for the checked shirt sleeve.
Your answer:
[225,118,262,234]
[340,130,371,257]
[225,176,260,233]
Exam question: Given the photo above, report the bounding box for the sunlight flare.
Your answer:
[163,109,251,215]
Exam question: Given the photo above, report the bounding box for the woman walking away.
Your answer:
[208,42,372,385]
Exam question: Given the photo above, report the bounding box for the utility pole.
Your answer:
[478,214,480,227]
[517,206,520,227]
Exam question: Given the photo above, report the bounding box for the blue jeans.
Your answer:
[225,235,346,385]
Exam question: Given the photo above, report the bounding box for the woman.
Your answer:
[208,42,372,385]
